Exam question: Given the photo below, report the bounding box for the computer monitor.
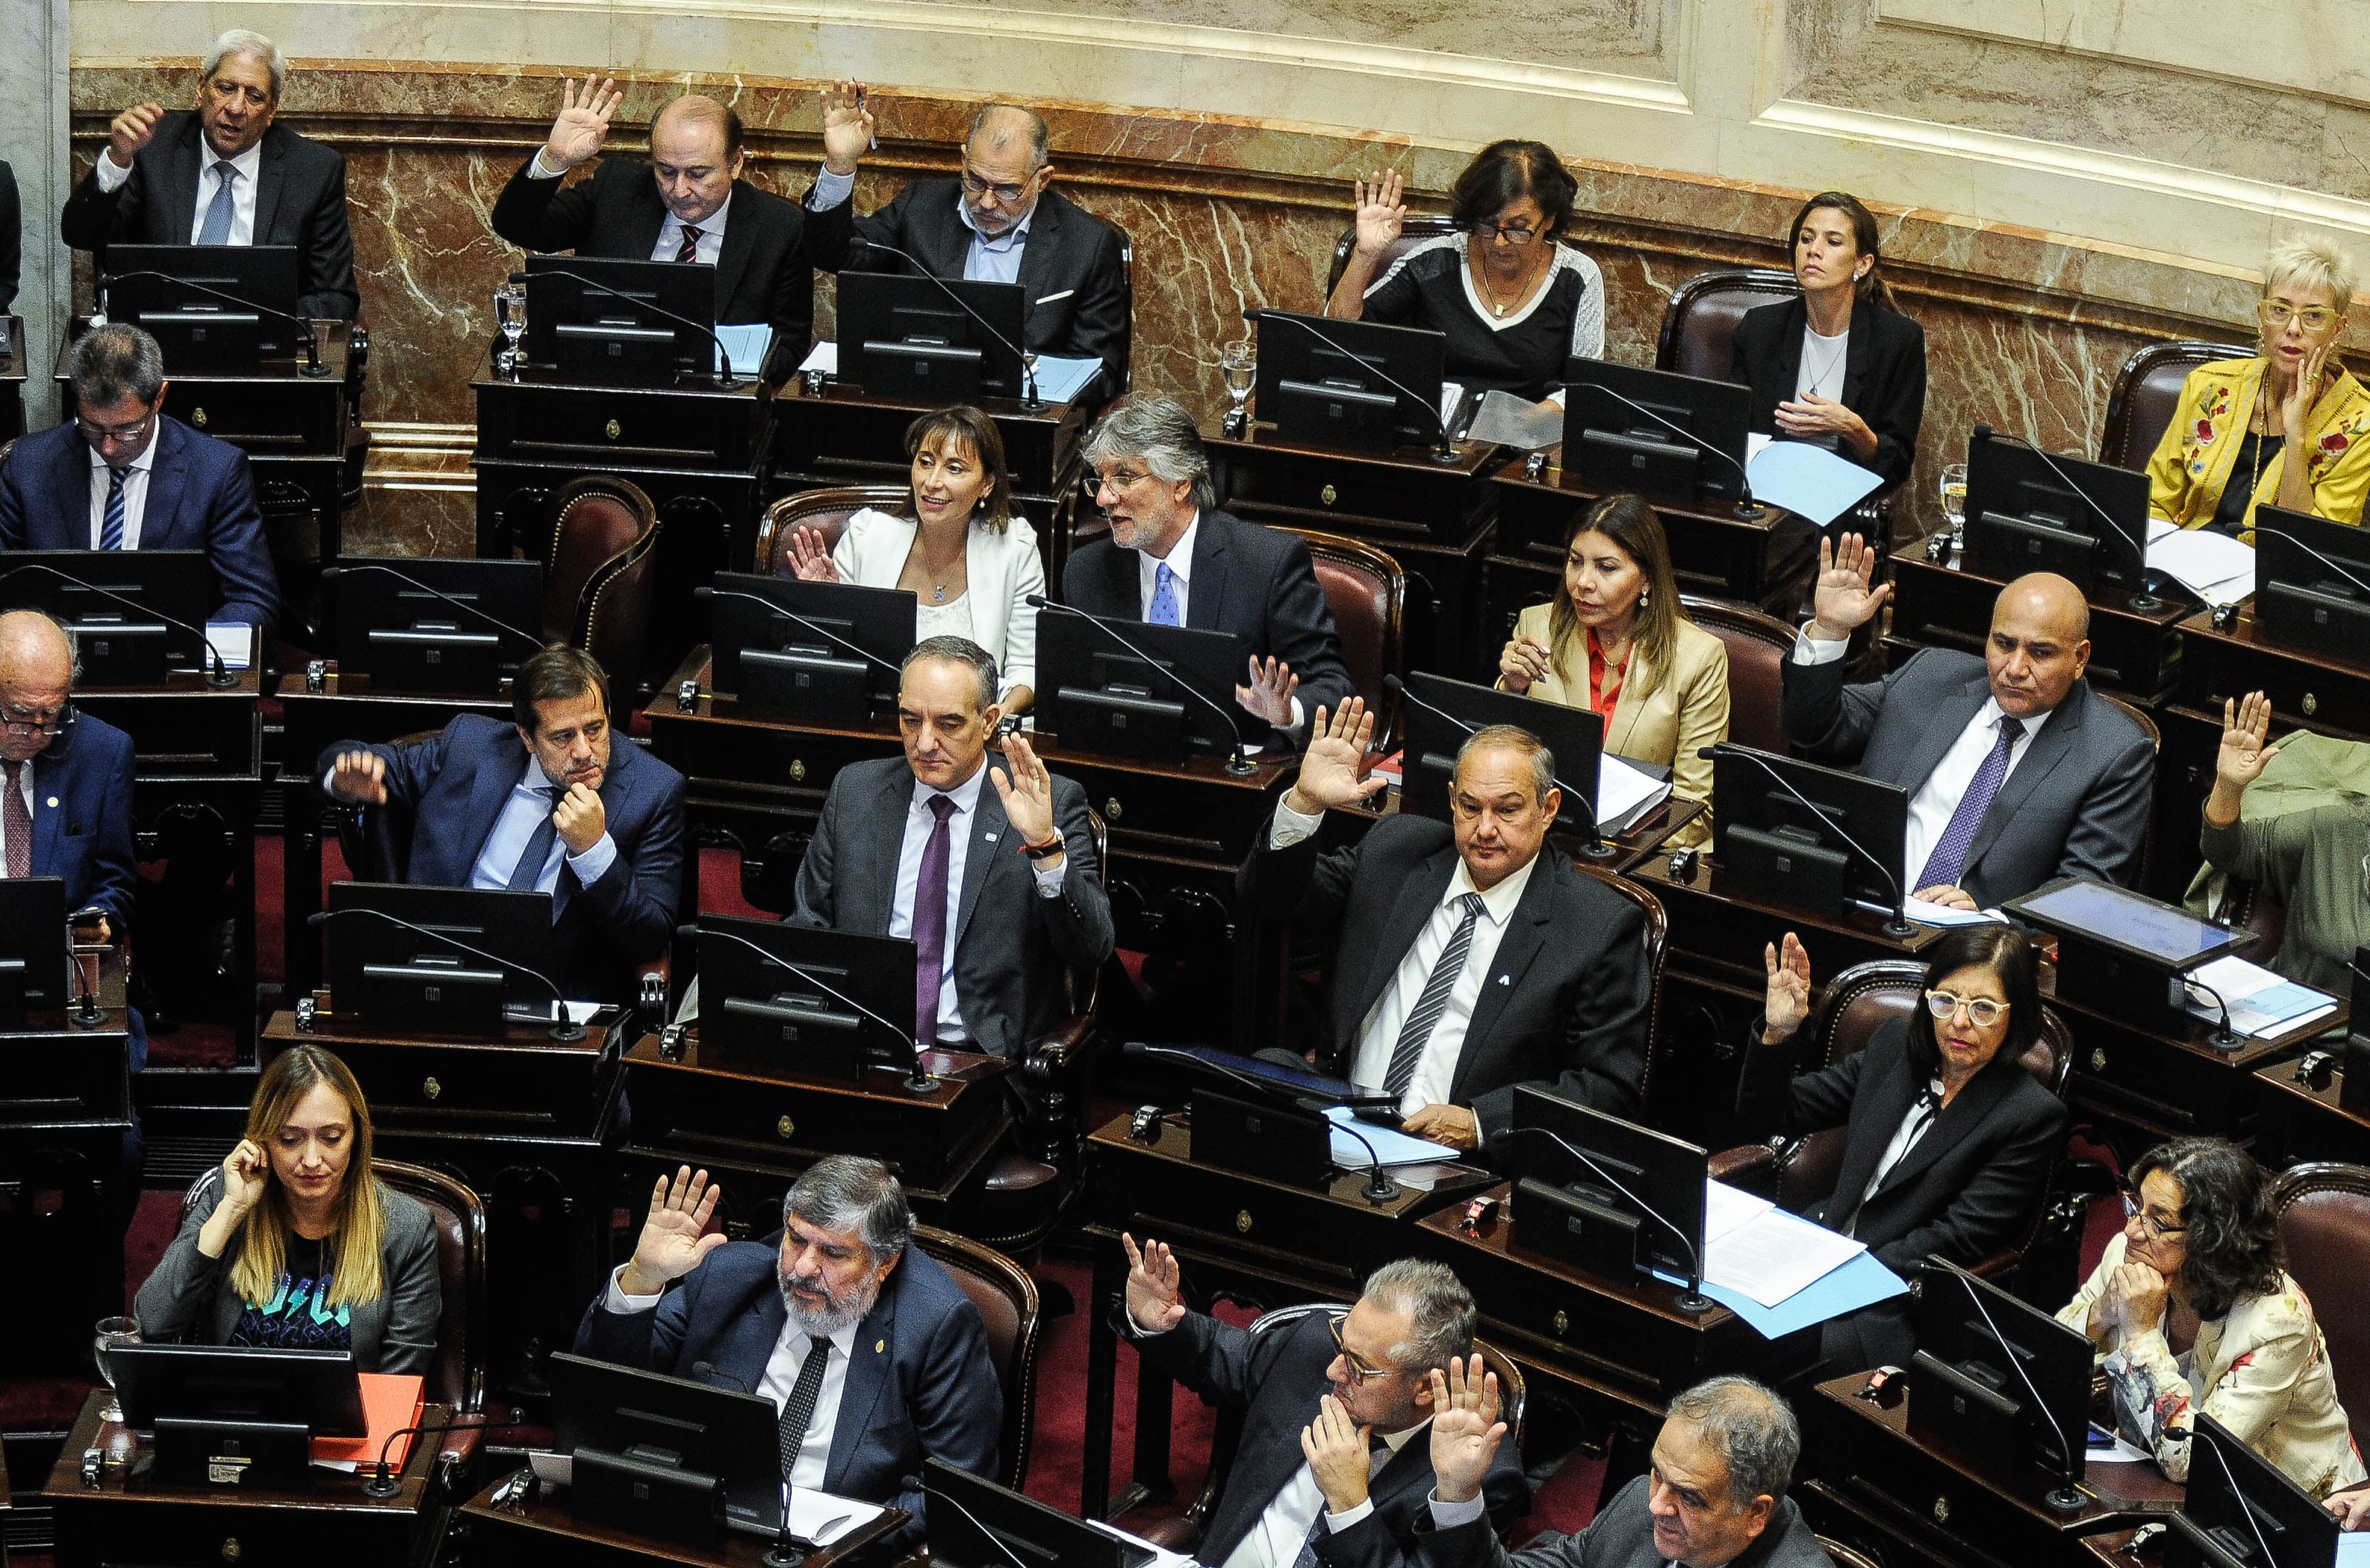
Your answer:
[2002,875,2244,1024]
[0,877,72,1022]
[523,255,718,383]
[1497,1084,1708,1294]
[105,243,305,366]
[548,1351,786,1543]
[925,1455,1156,1568]
[705,570,915,723]
[1399,670,1603,839]
[1252,309,1447,453]
[839,271,1028,401]
[1712,743,1909,924]
[1963,427,2152,596]
[2169,1413,2341,1568]
[694,915,917,1082]
[1561,359,1754,506]
[1909,1259,2092,1505]
[111,1342,369,1438]
[324,882,562,1036]
[0,548,211,683]
[328,556,546,696]
[2252,502,2370,664]
[1034,613,1247,767]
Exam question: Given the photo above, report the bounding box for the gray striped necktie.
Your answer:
[1383,892,1486,1099]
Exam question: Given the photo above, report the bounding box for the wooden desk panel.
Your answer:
[457,1472,904,1567]
[2174,604,2370,742]
[2251,1054,2370,1167]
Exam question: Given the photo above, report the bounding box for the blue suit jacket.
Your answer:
[318,714,686,1004]
[32,712,143,1068]
[0,417,279,629]
[572,1237,1002,1550]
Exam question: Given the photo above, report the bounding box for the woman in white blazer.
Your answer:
[784,404,1045,710]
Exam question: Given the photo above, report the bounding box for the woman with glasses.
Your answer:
[2057,1137,2365,1496]
[1740,923,2068,1368]
[2145,238,2370,539]
[1324,141,1603,402]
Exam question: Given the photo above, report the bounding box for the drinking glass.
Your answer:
[94,1315,139,1424]
[1938,461,1970,555]
[493,281,529,377]
[1221,340,1256,432]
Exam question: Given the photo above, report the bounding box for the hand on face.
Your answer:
[553,781,605,857]
[1300,1393,1376,1514]
[219,1137,270,1220]
[2106,1259,2169,1339]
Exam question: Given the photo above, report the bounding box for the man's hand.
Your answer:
[1911,884,1978,911]
[2326,1483,2370,1531]
[1808,532,1892,641]
[2105,1259,2168,1341]
[554,781,606,857]
[785,526,840,583]
[1282,700,1387,816]
[1350,171,1407,262]
[1760,931,1812,1044]
[1236,655,1300,728]
[106,102,166,168]
[1498,635,1551,694]
[820,80,873,177]
[544,73,622,171]
[1401,1103,1479,1151]
[1120,1233,1187,1333]
[72,912,113,947]
[1426,1356,1506,1505]
[618,1166,727,1297]
[1301,1394,1375,1514]
[990,734,1060,857]
[326,749,388,806]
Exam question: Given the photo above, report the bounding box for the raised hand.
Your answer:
[989,733,1059,853]
[820,79,874,176]
[2217,691,2279,792]
[1350,170,1407,261]
[1120,1233,1187,1333]
[1760,931,1812,1044]
[1808,532,1892,641]
[107,102,166,167]
[326,748,389,806]
[1283,698,1386,815]
[554,781,606,857]
[1235,655,1300,728]
[544,73,622,171]
[618,1166,728,1297]
[1300,1394,1375,1513]
[784,526,840,583]
[1426,1355,1506,1504]
[1498,634,1551,694]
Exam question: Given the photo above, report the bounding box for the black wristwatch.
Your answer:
[1020,836,1065,862]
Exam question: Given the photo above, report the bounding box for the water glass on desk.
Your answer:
[1221,340,1255,435]
[492,281,529,377]
[1939,461,1969,557]
[94,1315,139,1424]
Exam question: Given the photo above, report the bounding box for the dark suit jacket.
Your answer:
[1127,1309,1528,1568]
[29,711,142,1068]
[574,1236,1000,1550]
[1780,647,2155,908]
[0,159,19,313]
[1062,508,1354,753]
[790,754,1113,1063]
[316,714,686,1004]
[1417,1474,1827,1568]
[834,180,1129,400]
[1729,295,1927,492]
[60,114,359,321]
[0,416,280,629]
[490,156,853,351]
[1240,813,1651,1137]
[1734,1014,2066,1277]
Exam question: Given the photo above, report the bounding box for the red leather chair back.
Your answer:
[1576,862,1666,1103]
[1278,528,1407,756]
[2099,340,2254,470]
[2271,1163,2370,1438]
[753,487,910,576]
[582,526,661,714]
[544,475,657,647]
[1680,595,1793,753]
[1325,216,1463,299]
[1656,268,1800,380]
[913,1225,1041,1490]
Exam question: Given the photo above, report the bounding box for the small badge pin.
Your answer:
[875,1338,886,1353]
[984,832,998,843]
[46,797,57,809]
[1496,975,1510,986]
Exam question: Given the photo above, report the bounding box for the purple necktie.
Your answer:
[913,794,958,1047]
[1917,715,2026,892]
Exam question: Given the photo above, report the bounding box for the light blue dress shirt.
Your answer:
[954,190,1032,285]
[467,756,617,902]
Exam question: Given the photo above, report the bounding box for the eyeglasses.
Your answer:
[1081,468,1154,500]
[961,167,1034,206]
[1923,989,2009,1028]
[2258,300,2341,332]
[2120,1187,2187,1241]
[0,703,74,739]
[73,410,156,445]
[1327,1311,1395,1384]
[1471,221,1541,245]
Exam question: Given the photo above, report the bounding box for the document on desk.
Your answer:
[1704,1178,1775,1247]
[714,322,775,375]
[2338,1532,2370,1568]
[2181,954,2338,1038]
[203,623,254,671]
[786,1490,885,1544]
[1328,1107,1456,1167]
[1465,388,1562,450]
[1599,753,1673,835]
[1704,1203,1867,1308]
[1743,441,1883,528]
[1030,355,1104,405]
[798,341,840,377]
[2085,1429,2155,1465]
[1903,896,2008,928]
[2147,518,2256,607]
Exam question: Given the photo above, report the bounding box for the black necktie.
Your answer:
[776,1336,832,1484]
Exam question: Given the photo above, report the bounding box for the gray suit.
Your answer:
[1780,646,2154,909]
[1418,1474,1829,1568]
[133,1173,442,1376]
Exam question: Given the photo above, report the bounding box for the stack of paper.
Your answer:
[2182,954,2338,1038]
[1681,1182,1909,1339]
[1027,355,1104,404]
[1326,1106,1455,1168]
[713,322,775,376]
[1903,897,2009,928]
[1465,388,1563,450]
[2146,519,2255,606]
[1598,753,1673,835]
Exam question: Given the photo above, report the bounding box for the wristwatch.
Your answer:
[1020,835,1064,862]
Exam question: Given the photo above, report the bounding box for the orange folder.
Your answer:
[310,1372,425,1473]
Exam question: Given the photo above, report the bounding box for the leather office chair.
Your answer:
[2099,340,2254,470]
[2218,878,2290,967]
[1655,268,1800,382]
[1680,595,1795,753]
[330,728,437,886]
[1279,527,1408,757]
[753,486,908,576]
[2102,692,2164,893]
[2270,1163,2370,1440]
[1325,215,1463,299]
[1574,861,1667,1107]
[912,1224,1042,1490]
[543,475,662,719]
[1818,1535,1887,1568]
[1105,215,1137,395]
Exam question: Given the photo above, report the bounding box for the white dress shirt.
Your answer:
[1847,1074,1945,1236]
[654,192,731,266]
[461,755,618,896]
[890,760,1068,1042]
[95,137,262,246]
[1793,630,2054,889]
[1221,1418,1427,1568]
[1135,513,1202,625]
[86,439,158,551]
[1270,798,1538,1115]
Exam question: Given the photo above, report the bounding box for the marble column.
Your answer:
[4,0,70,428]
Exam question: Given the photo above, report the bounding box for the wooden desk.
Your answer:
[455,1471,904,1567]
[0,1006,134,1376]
[0,315,25,440]
[2083,1525,2166,1568]
[2251,1053,2370,1167]
[1884,545,2192,702]
[41,1390,449,1568]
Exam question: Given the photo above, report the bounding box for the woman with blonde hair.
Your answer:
[135,1045,440,1373]
[2147,238,2370,539]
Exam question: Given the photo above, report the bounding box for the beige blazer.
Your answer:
[829,508,1045,699]
[1499,604,1730,847]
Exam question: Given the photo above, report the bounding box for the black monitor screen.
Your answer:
[1400,670,1602,839]
[0,548,211,680]
[1034,612,1247,765]
[926,1456,1154,1568]
[524,255,719,378]
[1502,1085,1707,1286]
[0,875,71,1017]
[2170,1412,2340,1568]
[108,243,304,358]
[111,1342,367,1437]
[694,914,916,1079]
[325,882,560,1033]
[839,271,1028,400]
[1252,310,1446,453]
[1560,359,1753,503]
[705,570,915,719]
[2252,502,2370,663]
[328,555,545,694]
[1965,428,2151,593]
[548,1351,786,1534]
[2004,877,2240,970]
[1711,744,1908,920]
[1910,1259,2092,1490]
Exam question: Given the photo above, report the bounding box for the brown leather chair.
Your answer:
[2270,1163,2370,1439]
[2099,340,2254,470]
[1681,595,1794,753]
[912,1224,1042,1491]
[1325,215,1463,299]
[1655,268,1800,381]
[2102,693,2164,892]
[1574,860,1667,1106]
[543,474,657,644]
[2219,877,2290,968]
[1279,527,1407,756]
[1818,1535,1887,1568]
[753,486,908,576]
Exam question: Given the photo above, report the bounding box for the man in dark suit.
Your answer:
[1121,1234,1527,1568]
[1062,394,1353,753]
[318,644,684,1005]
[812,100,1130,400]
[60,29,358,322]
[1782,533,2155,910]
[577,1156,1000,1550]
[1244,702,1650,1151]
[491,76,866,354]
[0,323,278,629]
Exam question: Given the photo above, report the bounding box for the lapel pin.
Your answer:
[874,1338,886,1354]
[984,832,998,843]
[1496,975,1510,986]
[46,797,57,809]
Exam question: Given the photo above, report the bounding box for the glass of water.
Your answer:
[493,281,529,377]
[1221,341,1256,433]
[1939,461,1970,556]
[94,1315,140,1424]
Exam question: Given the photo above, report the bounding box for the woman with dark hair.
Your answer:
[1495,494,1728,846]
[2057,1137,2365,1494]
[1729,191,1927,490]
[1324,142,1603,402]
[1740,924,2068,1367]
[786,403,1045,709]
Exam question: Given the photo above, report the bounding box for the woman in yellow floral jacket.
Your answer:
[2146,238,2370,540]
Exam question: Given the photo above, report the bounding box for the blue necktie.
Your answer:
[504,786,568,893]
[1917,716,2026,892]
[99,466,130,551]
[1148,561,1180,626]
[197,162,238,246]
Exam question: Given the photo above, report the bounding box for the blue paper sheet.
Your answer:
[1674,1251,1909,1339]
[714,322,776,376]
[1326,1106,1456,1167]
[1746,439,1884,528]
[1028,355,1104,405]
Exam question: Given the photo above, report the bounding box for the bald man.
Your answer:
[805,97,1132,401]
[490,80,868,354]
[1780,534,2155,910]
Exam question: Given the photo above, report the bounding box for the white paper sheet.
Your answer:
[1028,355,1104,404]
[714,322,775,376]
[1597,753,1673,834]
[1903,896,2008,927]
[2085,1430,2155,1465]
[2145,518,2256,606]
[2181,954,2338,1038]
[797,341,838,376]
[2335,1530,2370,1568]
[1704,1178,1776,1246]
[203,623,254,671]
[1090,1518,1198,1568]
[1746,432,1774,464]
[1703,1203,1868,1308]
[787,1490,885,1544]
[1327,1106,1457,1168]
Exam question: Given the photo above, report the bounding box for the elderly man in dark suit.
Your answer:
[1244,702,1650,1153]
[1062,394,1353,753]
[0,323,278,629]
[60,29,358,322]
[1782,534,2155,911]
[579,1156,1000,1553]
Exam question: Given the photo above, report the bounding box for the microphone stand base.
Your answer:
[1673,1290,1714,1315]
[1578,837,1621,863]
[203,671,240,689]
[2043,1486,2087,1515]
[1731,502,1770,522]
[69,1001,106,1030]
[902,1070,943,1097]
[1880,917,1919,939]
[360,1470,404,1499]
[299,358,335,379]
[762,1544,809,1568]
[1361,1176,1403,1205]
[1427,442,1463,466]
[1221,753,1261,778]
[2126,594,2163,614]
[547,1022,588,1044]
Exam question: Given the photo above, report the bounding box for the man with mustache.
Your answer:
[576,1156,1001,1550]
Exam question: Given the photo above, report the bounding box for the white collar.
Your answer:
[667,188,734,238]
[1975,695,2054,744]
[200,136,265,184]
[1375,1416,1429,1453]
[1450,846,1541,925]
[87,436,159,476]
[1143,511,1201,576]
[914,758,990,815]
[784,1314,864,1356]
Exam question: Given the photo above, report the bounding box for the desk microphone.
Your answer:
[529,265,742,387]
[844,237,1043,411]
[1242,307,1460,466]
[1567,381,1766,520]
[1971,425,2159,610]
[1929,1262,2084,1510]
[68,927,107,1030]
[686,922,940,1095]
[0,562,237,689]
[307,907,584,1042]
[1023,593,1258,776]
[95,269,332,377]
[2248,526,2370,598]
[319,562,546,651]
[1384,673,1612,860]
[358,1418,451,1499]
[1491,1123,1710,1313]
[1121,1039,1401,1202]
[1698,742,1915,937]
[693,585,903,678]
[2183,969,2240,1048]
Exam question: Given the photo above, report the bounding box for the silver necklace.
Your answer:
[1803,329,1847,395]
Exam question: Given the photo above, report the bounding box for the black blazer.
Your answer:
[489,156,854,351]
[60,113,359,321]
[1729,296,1927,492]
[1240,812,1651,1137]
[832,180,1129,400]
[1060,508,1353,752]
[1733,1014,2067,1277]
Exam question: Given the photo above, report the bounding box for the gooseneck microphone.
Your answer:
[1939,1264,2084,1510]
[0,562,237,689]
[1493,1123,1711,1313]
[846,237,1043,411]
[1121,1040,1401,1202]
[319,562,545,651]
[1243,307,1460,465]
[1700,742,1914,936]
[1023,593,1258,777]
[1384,673,1612,860]
[694,585,902,676]
[97,269,331,377]
[307,906,585,1042]
[690,923,941,1095]
[1568,381,1765,520]
[1971,425,2158,610]
[529,265,742,387]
